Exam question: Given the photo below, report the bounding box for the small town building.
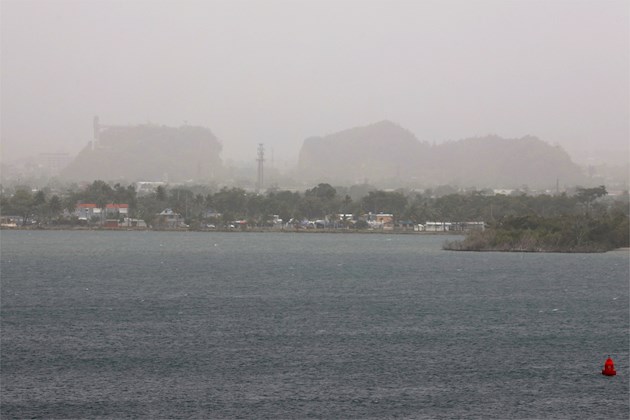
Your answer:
[105,204,129,217]
[421,221,485,232]
[424,221,452,232]
[397,220,415,231]
[370,213,394,230]
[0,216,21,227]
[75,203,129,224]
[157,208,186,228]
[104,219,120,228]
[121,218,148,228]
[75,203,100,221]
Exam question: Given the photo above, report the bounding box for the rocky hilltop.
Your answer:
[298,121,428,183]
[298,121,585,188]
[61,124,223,182]
[425,135,583,188]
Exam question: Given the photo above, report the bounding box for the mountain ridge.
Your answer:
[60,124,223,182]
[298,121,585,188]
[59,119,587,188]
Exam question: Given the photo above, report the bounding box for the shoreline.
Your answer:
[0,225,462,235]
[3,226,624,252]
[442,241,624,254]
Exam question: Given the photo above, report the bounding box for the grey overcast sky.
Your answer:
[1,0,628,165]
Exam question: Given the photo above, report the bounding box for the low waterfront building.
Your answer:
[156,208,186,228]
[75,203,100,221]
[421,221,485,232]
[105,204,129,218]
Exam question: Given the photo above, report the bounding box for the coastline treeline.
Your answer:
[1,181,628,250]
[443,186,628,252]
[444,213,628,252]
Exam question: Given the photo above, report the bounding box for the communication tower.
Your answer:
[256,143,265,192]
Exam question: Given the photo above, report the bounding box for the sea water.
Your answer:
[1,230,628,419]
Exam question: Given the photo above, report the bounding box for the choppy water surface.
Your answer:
[1,230,628,419]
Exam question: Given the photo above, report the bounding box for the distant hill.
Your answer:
[298,120,428,183]
[61,124,223,182]
[297,121,586,188]
[425,135,585,188]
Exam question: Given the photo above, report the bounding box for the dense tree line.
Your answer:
[442,186,628,252]
[1,181,628,249]
[444,211,629,252]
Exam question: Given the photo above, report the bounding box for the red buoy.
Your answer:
[602,356,616,376]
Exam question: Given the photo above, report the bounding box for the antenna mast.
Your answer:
[256,143,265,192]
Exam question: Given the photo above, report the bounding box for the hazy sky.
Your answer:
[1,0,628,165]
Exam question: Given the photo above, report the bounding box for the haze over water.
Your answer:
[1,231,628,418]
